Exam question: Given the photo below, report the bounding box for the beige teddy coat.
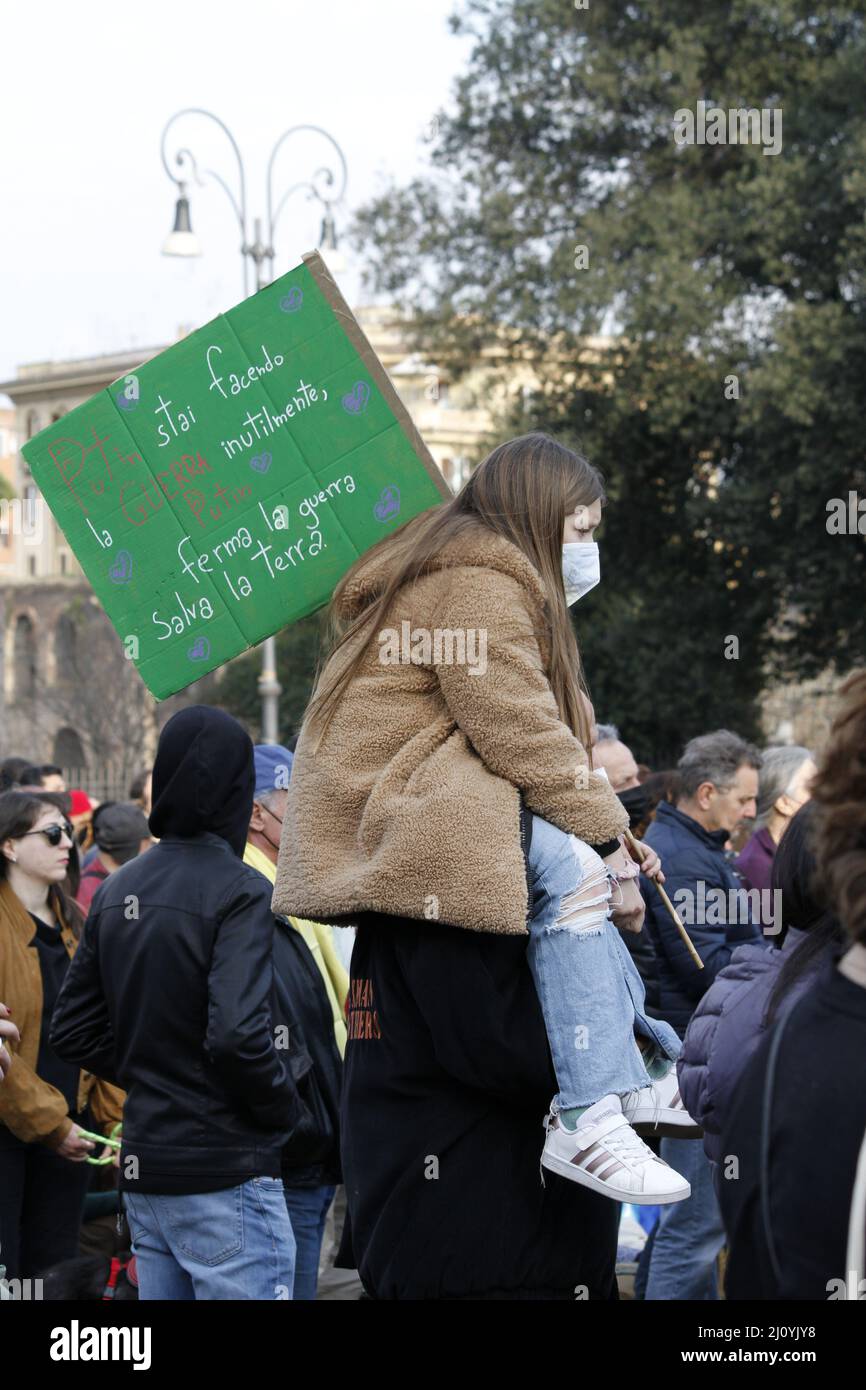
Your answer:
[272,521,629,935]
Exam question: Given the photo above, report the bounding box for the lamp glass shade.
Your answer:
[322,246,347,273]
[162,195,202,258]
[319,212,346,272]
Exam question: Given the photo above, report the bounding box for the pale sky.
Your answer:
[0,0,471,397]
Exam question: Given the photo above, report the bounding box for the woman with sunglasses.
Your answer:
[0,791,124,1281]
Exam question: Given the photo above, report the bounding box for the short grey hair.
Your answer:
[677,729,762,800]
[257,787,285,814]
[595,723,620,744]
[755,745,813,826]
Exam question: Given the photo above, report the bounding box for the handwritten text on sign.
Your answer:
[22,253,449,698]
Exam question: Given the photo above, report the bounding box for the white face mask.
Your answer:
[562,541,600,606]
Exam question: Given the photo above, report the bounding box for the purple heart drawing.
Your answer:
[374,486,401,523]
[116,393,137,411]
[109,550,133,584]
[342,381,371,415]
[279,287,303,313]
[249,452,272,474]
[188,636,211,662]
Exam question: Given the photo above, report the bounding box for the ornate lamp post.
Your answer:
[159,108,348,740]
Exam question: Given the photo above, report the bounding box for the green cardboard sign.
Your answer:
[22,252,451,699]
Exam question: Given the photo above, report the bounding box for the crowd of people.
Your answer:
[0,735,348,1300]
[0,431,864,1303]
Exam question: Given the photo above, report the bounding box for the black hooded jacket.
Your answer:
[50,707,304,1194]
[335,800,619,1300]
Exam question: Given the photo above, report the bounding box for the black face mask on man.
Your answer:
[616,783,651,829]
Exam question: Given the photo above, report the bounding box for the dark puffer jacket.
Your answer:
[677,928,815,1171]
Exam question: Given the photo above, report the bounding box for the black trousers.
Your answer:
[0,1114,93,1281]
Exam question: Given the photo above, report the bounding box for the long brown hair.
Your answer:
[305,432,606,754]
[811,668,866,947]
[0,790,84,937]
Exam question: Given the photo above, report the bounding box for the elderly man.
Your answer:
[640,730,762,1301]
[591,723,662,1021]
[244,744,347,1300]
[244,745,348,1055]
[592,723,653,833]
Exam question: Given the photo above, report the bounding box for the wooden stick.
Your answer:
[623,829,704,970]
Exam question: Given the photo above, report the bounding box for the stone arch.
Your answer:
[12,611,37,698]
[53,726,86,771]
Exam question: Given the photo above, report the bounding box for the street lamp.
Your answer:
[159,108,349,742]
[161,182,200,257]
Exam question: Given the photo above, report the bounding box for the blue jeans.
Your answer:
[643,1138,725,1300]
[283,1183,336,1301]
[125,1178,296,1300]
[526,815,681,1109]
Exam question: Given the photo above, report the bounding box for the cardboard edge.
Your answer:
[302,250,453,503]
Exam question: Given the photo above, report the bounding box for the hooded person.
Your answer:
[50,706,305,1301]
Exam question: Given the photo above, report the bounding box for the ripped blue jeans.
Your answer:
[527,814,681,1111]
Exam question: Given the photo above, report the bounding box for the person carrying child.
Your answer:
[273,435,698,1294]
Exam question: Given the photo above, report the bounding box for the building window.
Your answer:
[28,555,37,576]
[13,614,37,697]
[55,612,77,671]
[26,410,39,440]
[60,552,68,575]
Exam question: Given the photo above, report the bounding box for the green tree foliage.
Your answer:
[350,0,866,762]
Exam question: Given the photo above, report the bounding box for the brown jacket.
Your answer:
[273,522,629,936]
[0,879,124,1146]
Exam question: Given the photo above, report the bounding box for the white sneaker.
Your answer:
[541,1095,691,1204]
[623,1067,703,1139]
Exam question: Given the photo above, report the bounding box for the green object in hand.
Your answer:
[78,1123,122,1165]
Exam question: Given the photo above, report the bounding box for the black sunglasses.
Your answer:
[22,822,74,847]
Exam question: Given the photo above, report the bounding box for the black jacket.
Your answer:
[50,707,304,1194]
[271,916,343,1187]
[335,796,618,1301]
[336,912,619,1300]
[719,958,866,1300]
